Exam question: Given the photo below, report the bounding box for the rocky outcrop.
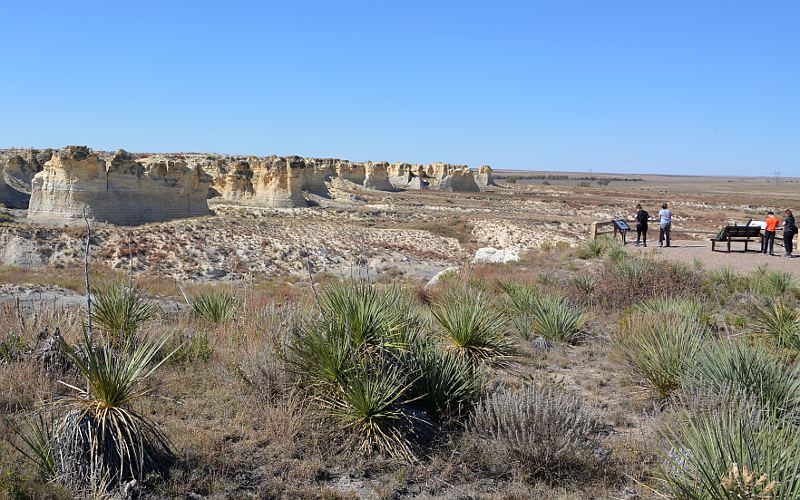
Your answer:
[0,149,54,208]
[475,165,496,190]
[28,147,212,225]
[212,156,307,207]
[363,162,394,191]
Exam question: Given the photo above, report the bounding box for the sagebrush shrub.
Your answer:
[467,382,604,480]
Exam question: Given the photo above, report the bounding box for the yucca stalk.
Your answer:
[91,283,159,345]
[432,291,515,368]
[190,290,239,324]
[754,302,800,350]
[54,331,175,489]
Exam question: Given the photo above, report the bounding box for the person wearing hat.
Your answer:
[784,209,797,258]
[762,210,780,256]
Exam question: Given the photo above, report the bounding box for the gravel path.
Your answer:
[630,239,799,276]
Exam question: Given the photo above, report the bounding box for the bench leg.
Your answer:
[728,240,731,253]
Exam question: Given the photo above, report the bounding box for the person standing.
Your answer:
[634,204,649,247]
[762,211,780,256]
[659,203,672,247]
[784,209,797,258]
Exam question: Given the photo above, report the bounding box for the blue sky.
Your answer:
[1,1,798,176]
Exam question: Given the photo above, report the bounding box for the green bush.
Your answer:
[709,266,740,294]
[501,283,585,344]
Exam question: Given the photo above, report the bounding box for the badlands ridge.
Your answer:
[0,146,495,225]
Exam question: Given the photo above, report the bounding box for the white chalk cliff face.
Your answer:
[211,156,307,208]
[475,164,496,190]
[28,147,212,225]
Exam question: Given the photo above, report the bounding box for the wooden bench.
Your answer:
[710,225,762,253]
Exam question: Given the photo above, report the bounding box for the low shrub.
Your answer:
[467,382,605,481]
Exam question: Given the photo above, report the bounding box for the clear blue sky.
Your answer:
[1,1,798,176]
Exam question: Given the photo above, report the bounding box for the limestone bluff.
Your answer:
[0,146,496,226]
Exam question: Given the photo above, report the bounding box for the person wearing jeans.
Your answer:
[658,203,672,247]
[634,203,649,247]
[784,209,797,257]
[762,211,780,255]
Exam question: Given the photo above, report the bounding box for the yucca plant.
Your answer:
[190,290,239,324]
[53,331,175,489]
[406,341,483,419]
[660,400,800,499]
[11,413,57,481]
[709,265,739,294]
[572,274,598,295]
[532,295,586,344]
[432,291,515,367]
[91,283,159,344]
[575,237,610,259]
[754,301,800,350]
[686,342,800,413]
[320,282,417,351]
[611,255,650,281]
[615,315,707,397]
[632,296,710,323]
[321,362,423,461]
[285,320,355,387]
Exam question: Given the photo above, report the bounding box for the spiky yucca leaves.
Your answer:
[54,332,175,489]
[575,237,611,259]
[660,400,800,499]
[320,282,418,350]
[285,320,355,387]
[190,290,239,324]
[614,315,707,397]
[749,269,798,297]
[500,282,585,344]
[572,274,598,294]
[406,341,483,419]
[610,255,651,281]
[754,302,800,350]
[432,291,515,368]
[709,265,740,294]
[468,382,604,480]
[11,413,57,481]
[321,362,423,461]
[686,342,800,413]
[91,283,159,344]
[632,296,710,324]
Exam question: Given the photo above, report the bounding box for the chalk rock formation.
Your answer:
[302,158,334,196]
[212,156,307,207]
[0,149,54,208]
[363,162,394,191]
[472,247,520,264]
[475,165,496,190]
[28,147,212,225]
[430,163,480,192]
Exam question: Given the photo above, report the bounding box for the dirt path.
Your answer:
[631,239,799,276]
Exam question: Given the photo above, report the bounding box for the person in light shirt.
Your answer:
[658,203,672,248]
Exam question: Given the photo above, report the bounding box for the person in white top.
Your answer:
[658,203,672,247]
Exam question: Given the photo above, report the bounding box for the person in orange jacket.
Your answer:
[762,210,780,256]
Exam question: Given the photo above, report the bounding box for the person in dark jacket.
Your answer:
[634,203,649,247]
[784,209,797,258]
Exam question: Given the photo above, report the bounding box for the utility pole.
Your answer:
[774,170,781,185]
